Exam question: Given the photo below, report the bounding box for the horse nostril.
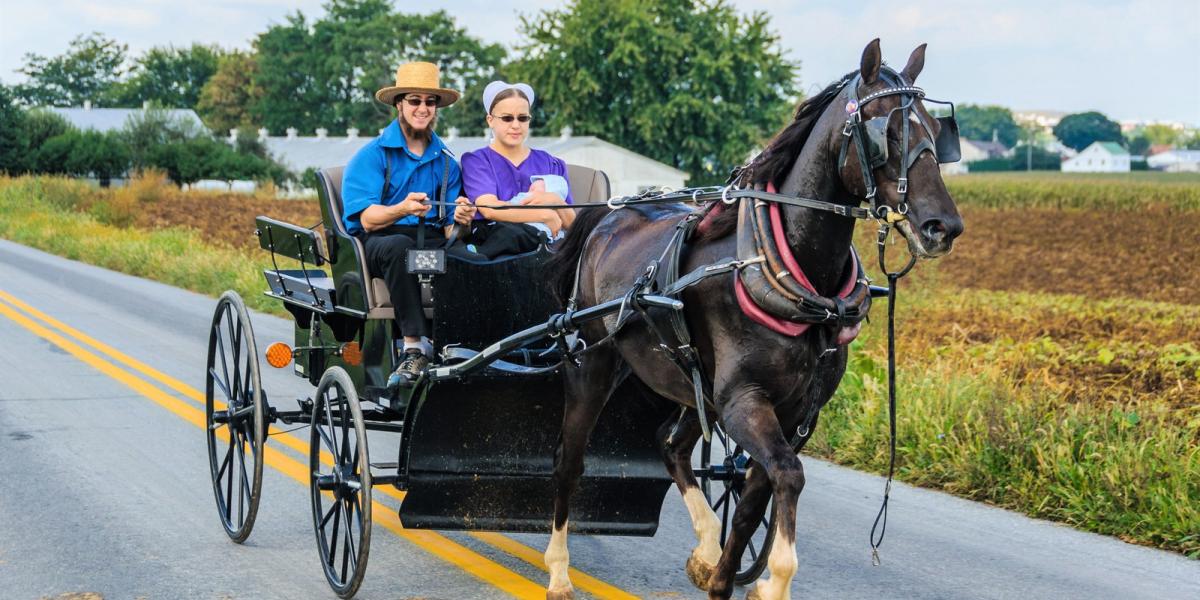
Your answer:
[921,219,947,242]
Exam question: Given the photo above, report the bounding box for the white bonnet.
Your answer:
[482,80,535,113]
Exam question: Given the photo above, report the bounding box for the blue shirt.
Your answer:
[341,119,462,235]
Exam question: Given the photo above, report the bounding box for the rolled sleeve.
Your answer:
[341,143,385,234]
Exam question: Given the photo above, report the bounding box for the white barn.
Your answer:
[1146,149,1200,172]
[1061,142,1130,173]
[259,127,688,197]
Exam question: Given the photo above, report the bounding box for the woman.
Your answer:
[460,81,576,258]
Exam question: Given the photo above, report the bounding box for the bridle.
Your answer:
[837,67,961,225]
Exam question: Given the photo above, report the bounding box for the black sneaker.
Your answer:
[387,349,429,388]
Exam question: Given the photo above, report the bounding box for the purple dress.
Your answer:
[460,146,574,215]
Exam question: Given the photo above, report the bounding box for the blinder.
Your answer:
[859,100,961,167]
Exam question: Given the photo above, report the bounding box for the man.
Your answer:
[341,61,477,386]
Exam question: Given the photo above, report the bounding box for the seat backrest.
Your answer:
[319,166,349,235]
[566,164,610,204]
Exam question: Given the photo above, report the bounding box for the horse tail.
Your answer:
[547,207,609,306]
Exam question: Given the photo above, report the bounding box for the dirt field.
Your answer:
[937,206,1200,306]
[138,194,323,250]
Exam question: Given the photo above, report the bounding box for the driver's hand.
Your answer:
[396,192,429,217]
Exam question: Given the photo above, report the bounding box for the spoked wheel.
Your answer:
[697,425,776,586]
[310,366,372,599]
[205,290,266,543]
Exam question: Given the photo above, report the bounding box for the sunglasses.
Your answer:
[403,97,439,107]
[492,114,532,123]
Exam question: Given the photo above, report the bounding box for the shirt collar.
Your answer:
[379,118,446,161]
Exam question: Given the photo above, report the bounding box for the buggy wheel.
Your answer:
[310,366,372,599]
[205,290,266,543]
[697,425,776,586]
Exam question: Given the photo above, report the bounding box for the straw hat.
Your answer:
[375,62,460,108]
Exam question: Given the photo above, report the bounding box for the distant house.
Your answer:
[45,101,205,133]
[964,139,1011,159]
[1146,149,1200,172]
[260,127,689,197]
[1061,142,1130,172]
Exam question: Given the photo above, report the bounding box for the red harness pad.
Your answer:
[734,183,862,343]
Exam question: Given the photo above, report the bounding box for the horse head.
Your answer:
[834,39,964,258]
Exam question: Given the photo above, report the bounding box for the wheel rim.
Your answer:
[205,292,265,543]
[699,426,775,585]
[310,367,371,599]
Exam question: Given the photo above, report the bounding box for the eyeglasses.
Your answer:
[403,97,439,108]
[491,114,532,123]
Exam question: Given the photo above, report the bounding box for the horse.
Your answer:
[542,39,964,600]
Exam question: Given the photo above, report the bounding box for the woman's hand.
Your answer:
[518,191,566,206]
[453,197,476,225]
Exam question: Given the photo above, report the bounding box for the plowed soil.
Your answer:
[136,195,1200,307]
[937,206,1200,305]
[138,194,322,250]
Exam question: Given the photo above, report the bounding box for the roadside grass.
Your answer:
[0,176,291,317]
[2,175,1197,556]
[944,172,1200,210]
[810,283,1200,557]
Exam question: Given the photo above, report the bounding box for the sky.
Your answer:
[1,0,1197,125]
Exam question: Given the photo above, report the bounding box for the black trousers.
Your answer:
[360,225,479,338]
[465,221,545,259]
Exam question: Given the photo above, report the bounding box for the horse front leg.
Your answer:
[545,346,623,600]
[710,393,804,600]
[656,409,722,590]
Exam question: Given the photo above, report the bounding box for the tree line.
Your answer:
[2,0,800,185]
[4,0,1195,182]
[0,85,285,185]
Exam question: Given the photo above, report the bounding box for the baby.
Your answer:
[510,174,569,241]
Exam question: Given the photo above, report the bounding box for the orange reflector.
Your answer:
[265,342,293,368]
[340,341,362,366]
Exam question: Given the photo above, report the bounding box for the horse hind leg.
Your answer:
[545,346,626,600]
[656,408,721,590]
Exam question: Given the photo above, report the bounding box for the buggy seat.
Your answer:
[314,164,610,321]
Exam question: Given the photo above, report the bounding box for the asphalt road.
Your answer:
[1,238,1197,600]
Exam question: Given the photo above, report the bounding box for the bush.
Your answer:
[0,85,29,174]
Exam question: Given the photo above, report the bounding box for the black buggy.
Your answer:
[204,165,777,597]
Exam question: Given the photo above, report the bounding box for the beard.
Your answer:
[399,112,435,144]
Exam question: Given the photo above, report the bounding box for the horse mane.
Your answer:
[697,71,859,241]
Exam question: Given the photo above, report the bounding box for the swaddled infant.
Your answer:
[510,174,568,241]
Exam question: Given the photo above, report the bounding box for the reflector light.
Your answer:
[265,342,293,368]
[340,341,362,366]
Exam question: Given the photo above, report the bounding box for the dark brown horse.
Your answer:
[542,39,963,600]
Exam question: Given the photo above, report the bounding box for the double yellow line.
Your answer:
[0,288,638,600]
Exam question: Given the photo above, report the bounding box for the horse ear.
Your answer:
[902,43,927,84]
[860,38,882,85]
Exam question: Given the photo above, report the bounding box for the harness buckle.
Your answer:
[842,117,856,137]
[897,178,908,194]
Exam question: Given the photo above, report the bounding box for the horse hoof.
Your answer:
[546,587,575,600]
[686,553,716,590]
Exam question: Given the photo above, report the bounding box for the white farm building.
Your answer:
[1061,142,1130,173]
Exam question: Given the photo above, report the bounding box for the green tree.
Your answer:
[196,51,263,133]
[121,105,204,169]
[111,44,223,108]
[251,1,504,136]
[65,130,130,185]
[507,0,798,184]
[14,32,128,106]
[0,85,31,174]
[1141,124,1181,147]
[1053,111,1123,152]
[956,104,1020,148]
[23,108,72,150]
